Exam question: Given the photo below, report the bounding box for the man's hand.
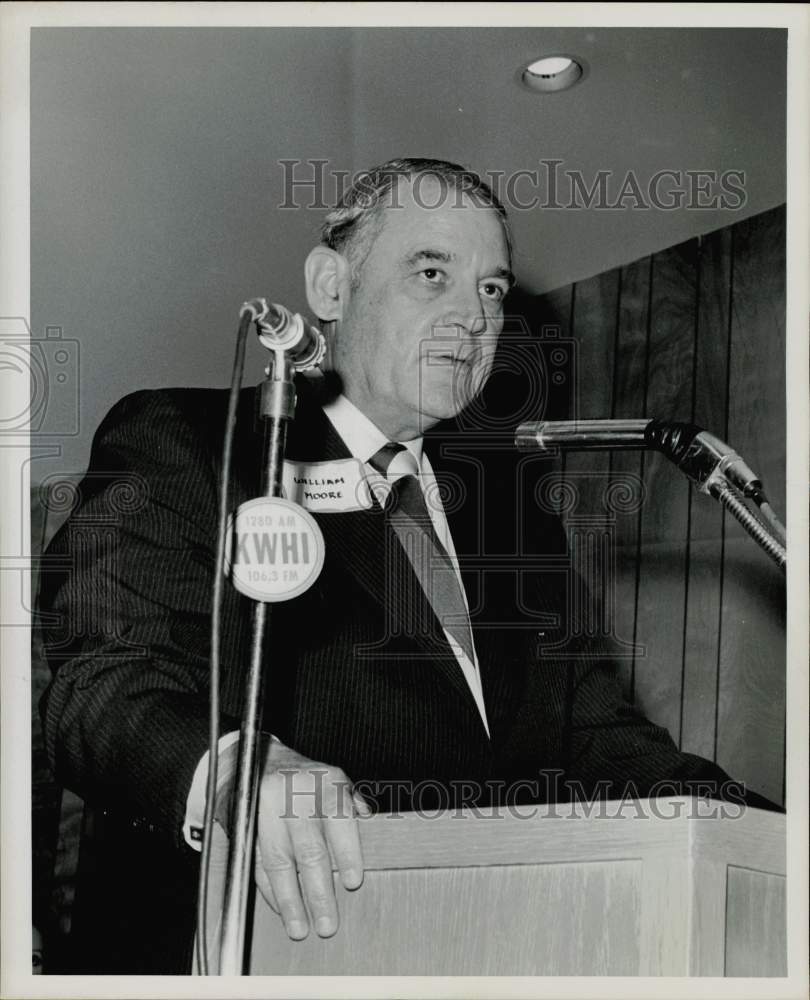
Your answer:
[253,738,370,940]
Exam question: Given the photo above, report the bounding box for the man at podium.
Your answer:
[39,158,775,974]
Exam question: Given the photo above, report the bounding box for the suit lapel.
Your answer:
[236,384,482,712]
[425,435,532,744]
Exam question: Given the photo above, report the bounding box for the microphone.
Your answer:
[240,298,326,371]
[516,417,786,570]
[515,419,649,452]
[515,418,762,498]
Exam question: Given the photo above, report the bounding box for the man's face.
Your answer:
[333,176,512,440]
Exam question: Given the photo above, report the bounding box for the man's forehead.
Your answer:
[387,172,493,216]
[376,174,509,255]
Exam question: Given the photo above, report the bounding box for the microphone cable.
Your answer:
[195,306,252,976]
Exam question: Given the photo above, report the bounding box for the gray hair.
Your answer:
[320,157,511,283]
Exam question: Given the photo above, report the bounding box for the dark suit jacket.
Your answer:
[39,381,742,971]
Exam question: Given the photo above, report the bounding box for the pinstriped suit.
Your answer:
[39,380,740,971]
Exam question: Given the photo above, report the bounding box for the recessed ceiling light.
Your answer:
[520,55,585,94]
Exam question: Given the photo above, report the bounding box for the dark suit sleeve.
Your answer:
[39,390,239,846]
[519,490,773,808]
[555,653,782,810]
[557,656,738,800]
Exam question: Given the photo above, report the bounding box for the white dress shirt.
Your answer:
[184,393,489,848]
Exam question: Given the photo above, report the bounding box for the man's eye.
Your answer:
[480,282,506,302]
[421,268,444,283]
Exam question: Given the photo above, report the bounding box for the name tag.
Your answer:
[282,459,372,512]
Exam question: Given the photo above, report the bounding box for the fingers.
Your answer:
[255,761,368,942]
[253,842,279,914]
[287,819,339,937]
[326,781,366,891]
[256,805,310,940]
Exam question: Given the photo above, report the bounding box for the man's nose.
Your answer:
[441,287,488,337]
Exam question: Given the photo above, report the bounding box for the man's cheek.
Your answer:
[470,351,496,396]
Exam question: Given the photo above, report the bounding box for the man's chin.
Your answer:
[415,367,491,430]
[416,396,475,432]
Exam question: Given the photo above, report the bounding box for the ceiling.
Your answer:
[347,26,786,292]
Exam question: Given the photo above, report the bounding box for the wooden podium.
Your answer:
[201,797,786,977]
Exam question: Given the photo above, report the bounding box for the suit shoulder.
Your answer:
[97,387,229,432]
[92,387,255,459]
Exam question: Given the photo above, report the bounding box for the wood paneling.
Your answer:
[633,240,698,738]
[560,272,626,661]
[532,205,786,805]
[611,257,653,697]
[680,226,732,760]
[716,210,786,803]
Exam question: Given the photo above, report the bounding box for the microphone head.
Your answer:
[255,302,326,371]
[514,419,651,453]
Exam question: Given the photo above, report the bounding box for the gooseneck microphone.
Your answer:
[515,418,762,498]
[515,418,786,570]
[241,298,326,370]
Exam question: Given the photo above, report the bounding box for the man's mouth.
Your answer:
[433,351,473,366]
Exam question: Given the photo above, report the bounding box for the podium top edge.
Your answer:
[347,796,786,874]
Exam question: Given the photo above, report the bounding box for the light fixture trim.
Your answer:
[519,54,586,94]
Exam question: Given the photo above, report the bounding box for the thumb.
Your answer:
[352,789,373,817]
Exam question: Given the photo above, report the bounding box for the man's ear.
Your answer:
[305,246,351,321]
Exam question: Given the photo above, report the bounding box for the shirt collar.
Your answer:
[321,393,424,468]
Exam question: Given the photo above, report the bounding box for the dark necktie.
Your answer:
[369,443,476,664]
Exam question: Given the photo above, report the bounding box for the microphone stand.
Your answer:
[212,299,325,975]
[218,347,296,975]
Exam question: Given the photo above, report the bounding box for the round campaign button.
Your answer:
[225,496,325,602]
